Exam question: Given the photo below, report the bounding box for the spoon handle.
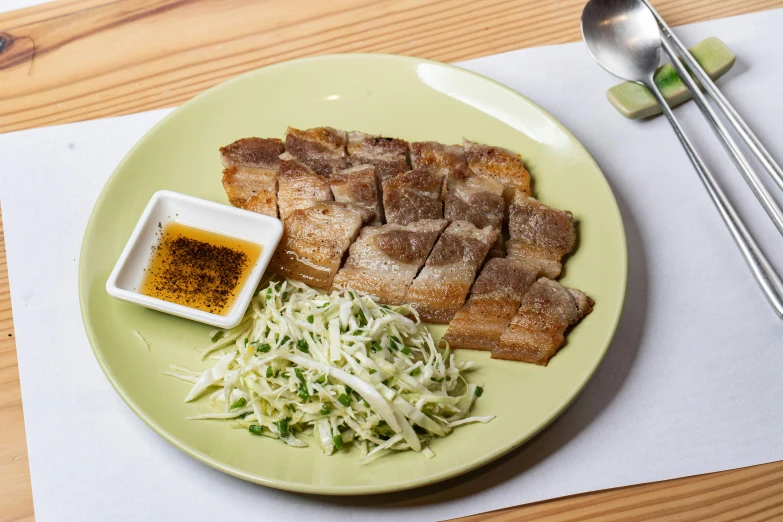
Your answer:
[658,35,783,237]
[643,79,783,319]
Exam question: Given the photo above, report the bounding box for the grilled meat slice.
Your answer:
[409,141,472,192]
[331,219,447,304]
[404,221,498,323]
[284,127,348,177]
[346,131,409,182]
[442,258,539,350]
[444,175,505,229]
[219,137,284,169]
[269,202,364,289]
[382,168,444,225]
[276,155,333,220]
[219,137,283,212]
[221,165,278,214]
[330,165,383,225]
[493,278,594,365]
[463,139,532,207]
[506,192,576,279]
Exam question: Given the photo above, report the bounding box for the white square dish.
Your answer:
[105,190,283,328]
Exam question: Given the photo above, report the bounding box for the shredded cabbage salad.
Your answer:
[167,279,493,464]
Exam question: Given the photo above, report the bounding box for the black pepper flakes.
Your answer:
[142,228,251,314]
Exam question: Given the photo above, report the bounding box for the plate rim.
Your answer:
[78,52,628,496]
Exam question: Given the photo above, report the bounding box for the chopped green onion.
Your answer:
[363,399,370,408]
[475,386,484,397]
[296,339,309,353]
[280,335,290,345]
[411,368,421,376]
[298,383,309,400]
[256,343,271,353]
[230,397,247,409]
[276,419,290,437]
[332,435,344,450]
[282,291,288,300]
[265,367,274,379]
[320,404,330,415]
[316,375,327,384]
[370,341,382,352]
[369,369,377,375]
[357,308,366,325]
[307,315,314,324]
[289,404,296,412]
[248,424,264,435]
[401,346,412,355]
[337,393,351,407]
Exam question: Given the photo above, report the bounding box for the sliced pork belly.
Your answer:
[330,165,383,225]
[404,221,498,323]
[346,132,409,182]
[506,192,576,279]
[444,176,505,229]
[445,176,505,257]
[493,278,593,365]
[442,258,539,351]
[219,137,284,169]
[269,202,364,289]
[463,139,532,206]
[409,141,472,189]
[241,191,277,217]
[276,155,333,220]
[382,168,444,226]
[221,165,278,215]
[284,127,347,177]
[332,219,447,304]
[219,138,283,211]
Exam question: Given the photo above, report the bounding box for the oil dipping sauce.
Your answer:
[140,222,262,315]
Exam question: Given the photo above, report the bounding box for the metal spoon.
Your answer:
[581,0,783,318]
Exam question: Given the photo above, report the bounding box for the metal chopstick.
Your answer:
[641,0,783,193]
[655,31,783,237]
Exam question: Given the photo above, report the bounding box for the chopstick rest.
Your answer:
[606,37,735,119]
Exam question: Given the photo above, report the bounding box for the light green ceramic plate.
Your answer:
[79,54,627,495]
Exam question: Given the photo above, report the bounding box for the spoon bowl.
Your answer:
[581,0,661,83]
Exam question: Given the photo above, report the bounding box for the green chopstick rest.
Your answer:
[606,37,736,119]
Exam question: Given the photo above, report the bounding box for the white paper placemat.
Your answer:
[2,8,782,521]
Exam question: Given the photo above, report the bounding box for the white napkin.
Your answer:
[1,8,782,522]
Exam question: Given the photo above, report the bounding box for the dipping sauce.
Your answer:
[140,222,262,315]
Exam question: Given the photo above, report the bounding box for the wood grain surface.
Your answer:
[0,0,781,133]
[2,1,783,521]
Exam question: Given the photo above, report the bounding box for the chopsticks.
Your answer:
[642,0,783,236]
[641,0,783,318]
[642,0,783,194]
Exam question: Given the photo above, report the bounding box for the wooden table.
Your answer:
[2,1,782,520]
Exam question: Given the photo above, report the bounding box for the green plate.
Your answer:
[79,54,627,495]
